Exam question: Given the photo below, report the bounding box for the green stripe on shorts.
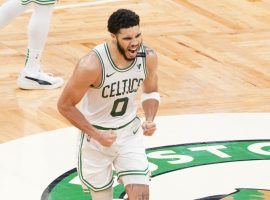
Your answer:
[77,133,114,192]
[21,0,56,5]
[117,167,150,179]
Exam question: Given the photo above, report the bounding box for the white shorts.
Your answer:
[77,117,150,192]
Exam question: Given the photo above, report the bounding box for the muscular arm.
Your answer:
[141,46,159,135]
[58,52,116,146]
[142,46,159,121]
[57,52,101,139]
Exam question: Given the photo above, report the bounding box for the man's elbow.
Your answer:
[57,100,68,116]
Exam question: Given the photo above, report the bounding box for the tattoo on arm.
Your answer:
[136,193,149,200]
[145,48,155,55]
[144,45,155,56]
[127,185,149,200]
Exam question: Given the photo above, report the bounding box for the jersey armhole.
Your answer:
[141,44,148,78]
[91,49,105,89]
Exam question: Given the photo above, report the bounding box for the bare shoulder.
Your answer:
[142,45,158,91]
[70,51,102,87]
[144,45,157,59]
[144,45,158,72]
[77,51,101,73]
[144,45,157,56]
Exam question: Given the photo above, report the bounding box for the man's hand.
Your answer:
[142,121,156,136]
[96,130,117,147]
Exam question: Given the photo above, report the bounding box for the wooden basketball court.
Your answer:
[0,0,270,143]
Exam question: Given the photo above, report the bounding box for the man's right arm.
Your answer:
[57,52,116,147]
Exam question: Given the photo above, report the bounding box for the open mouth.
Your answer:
[127,47,138,57]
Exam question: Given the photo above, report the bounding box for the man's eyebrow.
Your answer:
[135,33,142,37]
[122,36,132,39]
[121,33,141,39]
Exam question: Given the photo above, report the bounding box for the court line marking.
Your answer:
[54,0,124,10]
[26,0,124,13]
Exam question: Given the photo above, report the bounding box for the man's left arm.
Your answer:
[141,47,160,136]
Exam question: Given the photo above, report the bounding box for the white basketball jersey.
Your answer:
[80,43,147,128]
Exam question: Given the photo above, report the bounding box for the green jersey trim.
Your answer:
[91,49,105,89]
[104,43,137,72]
[141,44,148,77]
[93,116,139,130]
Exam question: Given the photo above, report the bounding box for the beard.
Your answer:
[116,40,133,61]
[116,39,140,61]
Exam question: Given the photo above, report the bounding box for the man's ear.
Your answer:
[111,33,116,41]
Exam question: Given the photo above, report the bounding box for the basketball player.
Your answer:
[58,9,160,200]
[0,0,64,89]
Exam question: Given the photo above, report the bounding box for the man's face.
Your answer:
[114,25,142,61]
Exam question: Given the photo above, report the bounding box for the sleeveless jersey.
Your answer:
[21,0,57,5]
[80,43,147,128]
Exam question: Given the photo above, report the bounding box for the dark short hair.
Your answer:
[107,9,140,34]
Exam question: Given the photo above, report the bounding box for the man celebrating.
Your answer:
[58,9,160,200]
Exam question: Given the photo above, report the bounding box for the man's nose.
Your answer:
[130,38,139,46]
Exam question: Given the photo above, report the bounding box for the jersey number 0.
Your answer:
[110,97,129,117]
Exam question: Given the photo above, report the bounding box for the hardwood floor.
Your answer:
[0,0,270,143]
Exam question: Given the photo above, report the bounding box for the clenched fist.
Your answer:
[97,130,117,147]
[142,121,156,136]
